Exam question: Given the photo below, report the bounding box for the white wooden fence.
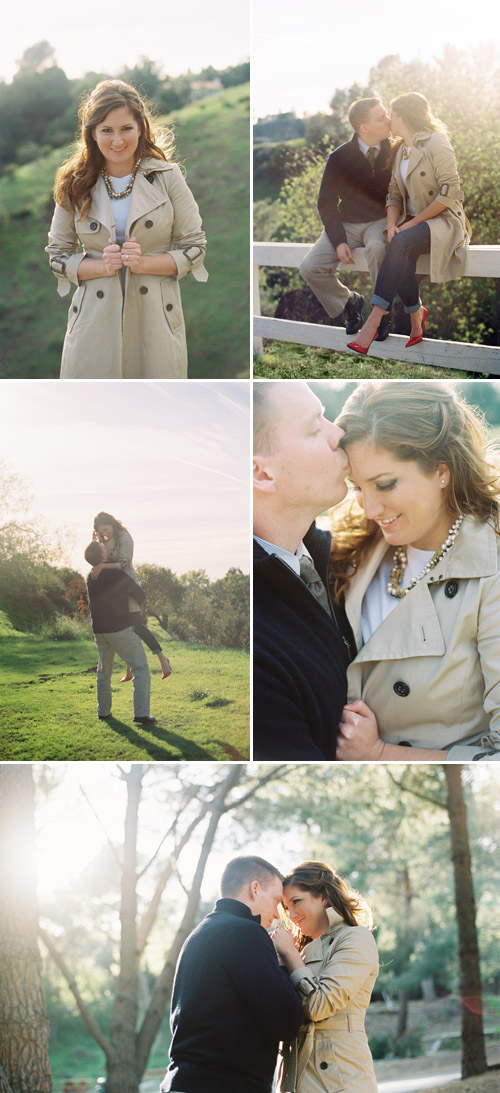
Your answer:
[253,242,500,374]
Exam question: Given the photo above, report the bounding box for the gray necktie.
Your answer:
[299,555,333,619]
[366,147,377,172]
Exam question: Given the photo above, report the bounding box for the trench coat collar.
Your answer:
[302,906,346,963]
[345,515,498,662]
[86,157,175,238]
[393,129,433,186]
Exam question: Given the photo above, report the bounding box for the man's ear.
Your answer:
[253,456,277,494]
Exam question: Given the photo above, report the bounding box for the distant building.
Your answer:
[189,78,224,101]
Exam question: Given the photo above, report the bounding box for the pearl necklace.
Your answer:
[401,143,413,160]
[387,515,464,599]
[102,158,141,199]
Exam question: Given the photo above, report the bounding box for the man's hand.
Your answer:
[337,699,386,761]
[90,564,104,580]
[336,243,355,264]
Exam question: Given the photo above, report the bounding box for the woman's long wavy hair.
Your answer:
[330,381,500,602]
[93,511,129,542]
[389,91,448,163]
[54,80,175,217]
[280,860,373,951]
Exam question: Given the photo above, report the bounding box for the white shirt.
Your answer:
[358,137,381,158]
[399,155,417,216]
[108,174,133,246]
[361,543,434,644]
[254,535,312,577]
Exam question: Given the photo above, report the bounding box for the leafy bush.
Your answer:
[368,1032,394,1059]
[394,1030,423,1058]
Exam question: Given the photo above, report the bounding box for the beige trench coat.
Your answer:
[387,131,469,282]
[345,515,500,760]
[280,908,379,1093]
[46,158,207,379]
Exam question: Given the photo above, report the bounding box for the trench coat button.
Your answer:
[90,221,98,231]
[319,1062,328,1070]
[398,740,413,747]
[73,306,78,312]
[429,190,434,195]
[420,171,425,175]
[394,680,410,697]
[96,290,104,299]
[140,286,148,295]
[445,580,458,598]
[145,219,153,228]
[166,303,173,311]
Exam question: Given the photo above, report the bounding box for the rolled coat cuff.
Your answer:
[52,252,87,297]
[170,247,208,282]
[446,742,500,761]
[289,967,316,995]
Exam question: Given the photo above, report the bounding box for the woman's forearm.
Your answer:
[405,199,447,226]
[386,203,400,228]
[131,253,178,276]
[78,257,114,282]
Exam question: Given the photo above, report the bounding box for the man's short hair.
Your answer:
[84,541,104,566]
[253,382,281,455]
[347,97,382,134]
[220,855,282,897]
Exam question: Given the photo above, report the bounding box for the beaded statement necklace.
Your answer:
[102,158,141,199]
[401,143,413,160]
[387,515,464,599]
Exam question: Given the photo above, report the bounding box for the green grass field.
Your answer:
[253,341,471,379]
[0,84,250,379]
[0,615,249,761]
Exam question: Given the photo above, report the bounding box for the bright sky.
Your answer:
[0,0,249,84]
[0,381,250,579]
[253,0,499,118]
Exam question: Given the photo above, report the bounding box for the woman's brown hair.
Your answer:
[281,860,373,950]
[330,381,500,601]
[54,80,175,217]
[389,91,448,164]
[93,511,129,541]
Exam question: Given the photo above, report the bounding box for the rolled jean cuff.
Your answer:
[370,294,390,310]
[404,298,422,315]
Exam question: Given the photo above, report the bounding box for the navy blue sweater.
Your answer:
[86,570,145,634]
[161,898,302,1093]
[253,525,351,760]
[318,134,392,248]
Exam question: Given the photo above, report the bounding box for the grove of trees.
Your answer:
[254,46,500,345]
[0,41,249,171]
[1,763,499,1092]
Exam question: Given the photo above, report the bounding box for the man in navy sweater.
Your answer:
[253,381,353,760]
[85,540,155,725]
[300,97,393,340]
[161,855,302,1093]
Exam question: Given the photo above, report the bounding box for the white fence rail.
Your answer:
[253,242,500,374]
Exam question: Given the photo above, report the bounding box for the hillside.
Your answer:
[0,83,250,378]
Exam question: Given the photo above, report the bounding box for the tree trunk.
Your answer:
[106,766,143,1093]
[395,866,412,1041]
[0,765,52,1093]
[444,766,487,1078]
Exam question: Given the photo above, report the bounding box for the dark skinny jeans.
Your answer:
[371,221,431,313]
[129,613,162,655]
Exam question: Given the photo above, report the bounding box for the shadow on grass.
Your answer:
[102,716,222,761]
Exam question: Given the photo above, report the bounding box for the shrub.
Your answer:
[368,1032,394,1059]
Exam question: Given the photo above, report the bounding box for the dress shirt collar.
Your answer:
[253,535,312,577]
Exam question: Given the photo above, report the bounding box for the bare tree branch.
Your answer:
[39,928,113,1062]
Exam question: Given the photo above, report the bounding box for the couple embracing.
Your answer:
[300,93,469,352]
[161,855,378,1093]
[253,380,500,762]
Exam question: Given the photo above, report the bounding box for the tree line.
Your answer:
[254,47,500,345]
[0,461,249,651]
[1,764,499,1092]
[0,40,249,171]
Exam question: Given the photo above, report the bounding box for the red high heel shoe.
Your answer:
[406,306,428,348]
[346,328,379,355]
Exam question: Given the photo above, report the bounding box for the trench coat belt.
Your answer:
[282,1013,366,1088]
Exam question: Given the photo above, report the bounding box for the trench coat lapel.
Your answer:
[89,175,116,239]
[344,537,389,649]
[126,162,174,236]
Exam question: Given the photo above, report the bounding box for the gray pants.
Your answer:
[300,220,388,318]
[95,626,150,718]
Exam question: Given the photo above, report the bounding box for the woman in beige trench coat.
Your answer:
[347,92,469,355]
[329,381,500,763]
[272,861,378,1093]
[46,80,207,379]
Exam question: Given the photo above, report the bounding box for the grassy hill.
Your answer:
[0,83,250,378]
[0,618,249,760]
